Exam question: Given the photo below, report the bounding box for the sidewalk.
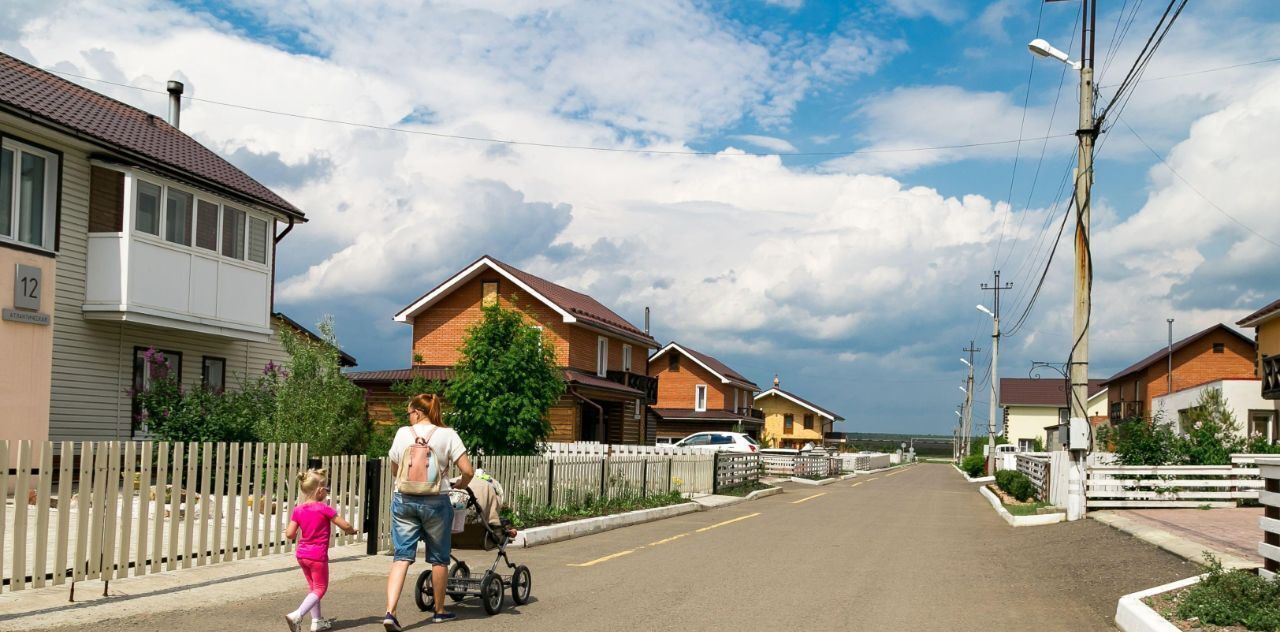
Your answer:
[0,544,386,631]
[1090,507,1263,569]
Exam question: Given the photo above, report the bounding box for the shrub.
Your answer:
[1111,414,1181,466]
[132,349,272,443]
[1176,555,1280,630]
[961,454,986,477]
[995,470,1037,502]
[1176,388,1245,465]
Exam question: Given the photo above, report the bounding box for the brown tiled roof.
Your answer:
[1104,323,1256,383]
[656,342,757,389]
[563,369,644,396]
[650,408,763,425]
[999,378,1106,407]
[0,52,303,219]
[1238,298,1280,328]
[486,258,656,346]
[345,366,454,383]
[755,388,844,421]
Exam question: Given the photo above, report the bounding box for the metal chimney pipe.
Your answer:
[166,80,184,129]
[643,307,649,335]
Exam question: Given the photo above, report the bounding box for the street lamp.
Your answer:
[960,357,972,367]
[958,385,967,394]
[1027,38,1081,69]
[976,304,994,318]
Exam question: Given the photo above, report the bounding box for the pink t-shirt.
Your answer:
[292,502,337,562]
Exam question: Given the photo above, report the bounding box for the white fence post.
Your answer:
[1259,457,1279,579]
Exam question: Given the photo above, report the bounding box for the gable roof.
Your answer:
[999,378,1106,407]
[272,312,357,367]
[0,52,303,220]
[650,342,758,389]
[1238,298,1280,328]
[393,255,657,348]
[754,387,844,421]
[1105,323,1256,383]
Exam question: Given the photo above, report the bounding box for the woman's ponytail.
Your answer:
[409,393,444,427]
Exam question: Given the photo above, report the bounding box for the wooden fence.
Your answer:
[760,453,840,478]
[1085,459,1263,508]
[1015,453,1052,500]
[1260,457,1279,579]
[0,440,366,596]
[543,442,701,457]
[714,454,760,491]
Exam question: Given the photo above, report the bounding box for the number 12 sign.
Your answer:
[14,264,41,311]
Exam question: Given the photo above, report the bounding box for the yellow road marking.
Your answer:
[885,470,904,477]
[567,549,639,567]
[790,493,827,505]
[850,481,864,487]
[695,512,761,533]
[648,532,691,546]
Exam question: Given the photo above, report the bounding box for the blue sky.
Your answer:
[6,0,1280,435]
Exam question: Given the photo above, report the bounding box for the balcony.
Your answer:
[605,370,658,403]
[1264,355,1280,400]
[738,407,765,420]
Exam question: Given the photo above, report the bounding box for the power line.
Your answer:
[990,1,1046,268]
[45,66,1072,159]
[1122,120,1280,249]
[1099,55,1280,89]
[1097,0,1189,128]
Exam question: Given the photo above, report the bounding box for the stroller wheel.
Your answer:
[414,571,435,612]
[510,565,532,605]
[480,571,505,615]
[448,562,471,602]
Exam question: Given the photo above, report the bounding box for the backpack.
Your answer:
[396,424,444,495]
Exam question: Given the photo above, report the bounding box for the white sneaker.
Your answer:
[284,613,302,632]
[311,617,336,631]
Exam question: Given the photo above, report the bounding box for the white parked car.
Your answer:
[673,431,760,454]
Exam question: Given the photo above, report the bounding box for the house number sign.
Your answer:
[3,264,49,325]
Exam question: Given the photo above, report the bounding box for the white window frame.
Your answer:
[125,169,273,271]
[634,398,642,420]
[733,389,739,411]
[0,138,59,252]
[596,336,608,377]
[695,384,707,412]
[622,344,632,372]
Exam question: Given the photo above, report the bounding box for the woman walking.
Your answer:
[382,393,473,630]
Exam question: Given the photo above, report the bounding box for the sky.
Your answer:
[4,0,1280,435]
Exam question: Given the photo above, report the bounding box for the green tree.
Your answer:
[1176,388,1245,465]
[259,317,369,456]
[1110,412,1181,465]
[446,302,564,456]
[968,435,1008,457]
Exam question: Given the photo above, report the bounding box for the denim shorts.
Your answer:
[391,492,453,566]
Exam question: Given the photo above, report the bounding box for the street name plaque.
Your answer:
[2,308,50,325]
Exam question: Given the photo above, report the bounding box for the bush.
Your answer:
[995,470,1037,502]
[132,349,272,443]
[961,454,986,477]
[1111,414,1182,466]
[1176,555,1280,630]
[1177,388,1245,465]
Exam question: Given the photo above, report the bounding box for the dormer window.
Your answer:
[0,139,59,251]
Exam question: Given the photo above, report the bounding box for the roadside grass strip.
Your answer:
[568,513,761,567]
[790,493,827,505]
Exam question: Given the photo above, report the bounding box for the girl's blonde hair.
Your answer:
[409,393,445,427]
[297,468,328,500]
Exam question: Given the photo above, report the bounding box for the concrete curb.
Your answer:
[1089,511,1259,569]
[953,463,995,483]
[790,476,837,486]
[1115,574,1204,632]
[513,502,701,548]
[979,485,1066,527]
[744,486,784,501]
[691,485,785,510]
[839,473,858,480]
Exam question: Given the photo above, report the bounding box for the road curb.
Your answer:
[954,463,995,483]
[1088,511,1258,569]
[514,502,701,548]
[790,476,837,486]
[1115,574,1203,632]
[979,485,1066,527]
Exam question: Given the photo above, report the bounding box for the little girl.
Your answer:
[284,469,357,632]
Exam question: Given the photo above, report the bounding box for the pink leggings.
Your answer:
[298,559,329,599]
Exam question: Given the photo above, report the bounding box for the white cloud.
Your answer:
[729,135,798,153]
[881,0,963,23]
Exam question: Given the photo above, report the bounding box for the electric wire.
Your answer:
[990,1,1046,268]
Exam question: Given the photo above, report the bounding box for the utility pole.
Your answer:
[962,341,980,457]
[981,272,1013,475]
[1065,0,1099,522]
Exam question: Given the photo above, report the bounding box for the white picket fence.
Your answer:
[0,440,366,596]
[1085,454,1265,508]
[760,453,840,478]
[1259,457,1279,580]
[542,442,701,457]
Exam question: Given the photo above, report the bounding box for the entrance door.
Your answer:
[579,402,602,442]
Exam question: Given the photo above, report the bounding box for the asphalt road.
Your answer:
[59,464,1199,631]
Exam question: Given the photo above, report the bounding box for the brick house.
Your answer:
[348,256,660,444]
[646,342,762,441]
[753,377,843,449]
[1236,299,1280,441]
[1103,323,1257,423]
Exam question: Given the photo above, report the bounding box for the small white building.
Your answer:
[1151,379,1280,443]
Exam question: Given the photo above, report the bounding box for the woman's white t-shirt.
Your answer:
[387,424,468,492]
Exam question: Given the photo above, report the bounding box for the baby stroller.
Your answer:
[413,476,531,615]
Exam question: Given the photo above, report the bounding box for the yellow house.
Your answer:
[754,377,843,449]
[999,378,1107,451]
[1237,300,1280,440]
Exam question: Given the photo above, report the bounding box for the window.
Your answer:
[132,346,182,435]
[202,356,226,393]
[733,389,739,411]
[667,353,679,372]
[0,140,59,250]
[247,216,269,264]
[134,180,162,235]
[804,414,814,430]
[1249,410,1278,444]
[633,398,642,420]
[482,282,498,307]
[784,414,794,433]
[695,384,707,411]
[195,200,219,250]
[710,434,733,445]
[681,434,710,446]
[164,188,193,246]
[622,345,632,372]
[1212,342,1225,354]
[596,336,608,377]
[221,206,246,259]
[1018,439,1036,452]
